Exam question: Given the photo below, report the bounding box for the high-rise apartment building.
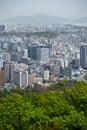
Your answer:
[0,68,4,86]
[9,62,15,82]
[3,61,10,83]
[80,45,87,68]
[3,61,15,83]
[14,69,28,87]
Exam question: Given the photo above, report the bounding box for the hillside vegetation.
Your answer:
[0,81,87,130]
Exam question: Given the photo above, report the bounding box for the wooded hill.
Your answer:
[0,80,87,130]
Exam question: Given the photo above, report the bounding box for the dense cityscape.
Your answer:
[0,0,87,129]
[0,24,87,90]
[0,23,87,130]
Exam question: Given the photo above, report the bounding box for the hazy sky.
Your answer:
[0,0,87,19]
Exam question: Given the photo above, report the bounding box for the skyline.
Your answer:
[0,0,87,21]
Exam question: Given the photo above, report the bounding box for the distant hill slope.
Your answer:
[0,14,87,24]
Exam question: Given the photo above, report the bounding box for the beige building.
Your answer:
[0,69,4,86]
[28,75,35,85]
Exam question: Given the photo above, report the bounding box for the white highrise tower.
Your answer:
[14,68,28,87]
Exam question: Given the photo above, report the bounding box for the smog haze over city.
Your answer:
[0,0,87,24]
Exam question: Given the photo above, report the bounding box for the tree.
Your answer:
[0,94,34,130]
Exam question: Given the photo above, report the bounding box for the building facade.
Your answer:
[80,45,87,68]
[3,61,10,83]
[0,68,4,86]
[28,45,50,62]
[43,69,49,80]
[14,69,28,87]
[3,61,15,83]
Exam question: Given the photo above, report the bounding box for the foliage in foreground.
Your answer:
[0,81,87,130]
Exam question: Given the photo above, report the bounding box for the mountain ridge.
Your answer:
[0,14,87,24]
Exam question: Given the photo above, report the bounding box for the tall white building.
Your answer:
[43,69,49,80]
[14,69,28,87]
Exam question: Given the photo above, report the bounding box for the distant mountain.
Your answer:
[0,14,87,24]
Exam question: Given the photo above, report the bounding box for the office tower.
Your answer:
[28,46,37,60]
[80,45,87,68]
[14,69,28,87]
[37,47,49,62]
[28,45,50,62]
